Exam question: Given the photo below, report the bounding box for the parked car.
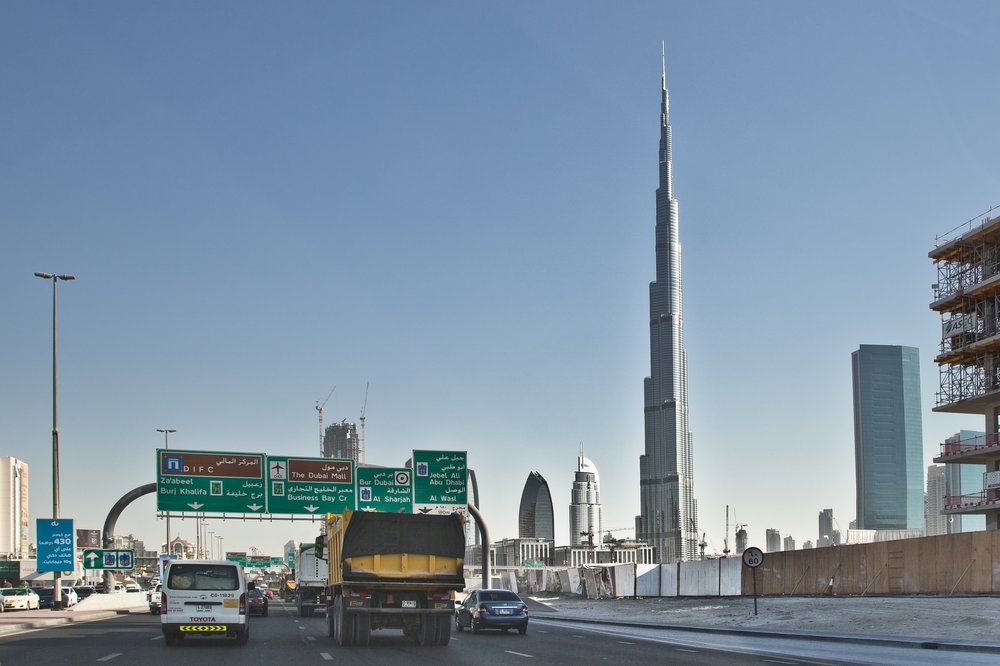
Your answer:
[247,588,268,616]
[33,586,77,608]
[32,588,55,609]
[74,585,97,600]
[124,581,141,593]
[147,583,162,614]
[1,588,40,611]
[455,589,528,634]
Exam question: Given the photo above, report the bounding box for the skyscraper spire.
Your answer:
[637,45,698,564]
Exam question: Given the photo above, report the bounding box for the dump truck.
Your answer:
[318,509,465,646]
[294,543,327,617]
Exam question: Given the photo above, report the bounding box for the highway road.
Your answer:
[0,599,994,665]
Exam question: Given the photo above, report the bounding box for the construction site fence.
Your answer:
[477,531,1000,598]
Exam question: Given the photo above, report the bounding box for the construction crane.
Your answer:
[316,385,336,455]
[358,382,369,464]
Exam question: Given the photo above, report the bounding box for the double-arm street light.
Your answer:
[156,428,176,555]
[34,272,75,611]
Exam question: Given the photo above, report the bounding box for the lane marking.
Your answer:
[505,651,534,658]
[151,635,162,640]
[572,635,585,638]
[306,636,315,641]
[763,661,799,665]
[320,653,333,661]
[96,655,122,662]
[617,641,636,645]
[677,648,698,653]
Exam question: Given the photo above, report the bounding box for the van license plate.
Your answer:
[402,600,416,608]
[196,604,212,612]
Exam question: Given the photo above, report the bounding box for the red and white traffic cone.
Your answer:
[822,576,834,596]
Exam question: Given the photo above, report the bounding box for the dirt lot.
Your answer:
[529,593,1000,642]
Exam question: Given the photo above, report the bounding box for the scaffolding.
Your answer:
[930,208,1000,409]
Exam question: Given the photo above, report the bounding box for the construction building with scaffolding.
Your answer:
[929,206,1000,530]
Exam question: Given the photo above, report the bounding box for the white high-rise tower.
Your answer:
[636,46,699,563]
[569,448,602,547]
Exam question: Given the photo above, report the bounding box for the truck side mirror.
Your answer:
[314,536,325,561]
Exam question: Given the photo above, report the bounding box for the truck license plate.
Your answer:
[402,600,416,608]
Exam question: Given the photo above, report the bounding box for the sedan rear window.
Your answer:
[480,591,520,602]
[167,564,239,591]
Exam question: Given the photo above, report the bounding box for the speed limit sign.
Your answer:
[742,546,764,568]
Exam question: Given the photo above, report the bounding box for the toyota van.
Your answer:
[161,560,249,646]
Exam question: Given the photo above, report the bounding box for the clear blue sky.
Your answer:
[3,1,999,558]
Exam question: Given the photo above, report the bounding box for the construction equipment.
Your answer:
[316,385,336,455]
[358,382,368,464]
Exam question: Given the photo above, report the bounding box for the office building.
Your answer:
[0,457,29,558]
[783,535,796,551]
[852,344,924,530]
[818,508,834,543]
[322,420,358,461]
[569,451,602,547]
[930,211,1000,531]
[637,48,699,564]
[765,529,781,553]
[518,471,554,541]
[925,465,947,536]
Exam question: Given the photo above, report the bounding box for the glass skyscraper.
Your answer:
[852,344,924,530]
[518,471,554,540]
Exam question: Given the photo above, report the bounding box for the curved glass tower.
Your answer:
[518,471,554,540]
[636,49,699,563]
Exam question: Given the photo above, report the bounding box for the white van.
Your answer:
[161,559,249,646]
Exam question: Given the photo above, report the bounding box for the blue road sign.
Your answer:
[36,519,74,572]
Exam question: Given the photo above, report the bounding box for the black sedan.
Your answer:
[455,589,528,634]
[247,588,268,616]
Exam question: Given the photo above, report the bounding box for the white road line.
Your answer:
[762,661,799,665]
[151,635,162,640]
[617,641,636,645]
[96,655,122,662]
[306,636,315,641]
[505,651,534,658]
[320,653,334,661]
[676,648,698,653]
[572,634,585,638]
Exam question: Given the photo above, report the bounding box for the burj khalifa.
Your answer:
[636,50,699,563]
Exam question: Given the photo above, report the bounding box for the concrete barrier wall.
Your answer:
[660,563,678,597]
[720,556,741,596]
[679,558,720,596]
[741,530,1000,596]
[636,564,660,597]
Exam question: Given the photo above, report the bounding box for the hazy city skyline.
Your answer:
[4,2,1000,557]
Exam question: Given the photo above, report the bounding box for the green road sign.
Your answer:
[412,450,466,515]
[266,456,355,515]
[83,549,134,570]
[357,467,412,513]
[157,449,265,513]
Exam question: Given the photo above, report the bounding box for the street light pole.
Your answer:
[208,531,215,559]
[156,428,175,555]
[34,272,75,611]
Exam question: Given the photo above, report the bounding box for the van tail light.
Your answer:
[160,592,167,614]
[239,593,246,616]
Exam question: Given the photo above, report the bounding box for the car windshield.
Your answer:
[167,564,239,591]
[480,591,520,602]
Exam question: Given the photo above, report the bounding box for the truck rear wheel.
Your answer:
[434,615,452,645]
[334,596,355,646]
[417,613,435,646]
[353,614,371,646]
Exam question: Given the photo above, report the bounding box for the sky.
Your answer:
[3,1,1000,559]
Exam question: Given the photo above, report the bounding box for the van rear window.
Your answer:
[167,564,239,591]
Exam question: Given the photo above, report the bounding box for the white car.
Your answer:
[125,582,142,593]
[148,583,162,614]
[1,588,41,610]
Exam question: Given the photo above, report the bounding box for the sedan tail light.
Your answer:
[478,603,490,615]
[239,592,246,615]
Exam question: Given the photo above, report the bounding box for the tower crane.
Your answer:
[316,385,336,455]
[359,382,369,464]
